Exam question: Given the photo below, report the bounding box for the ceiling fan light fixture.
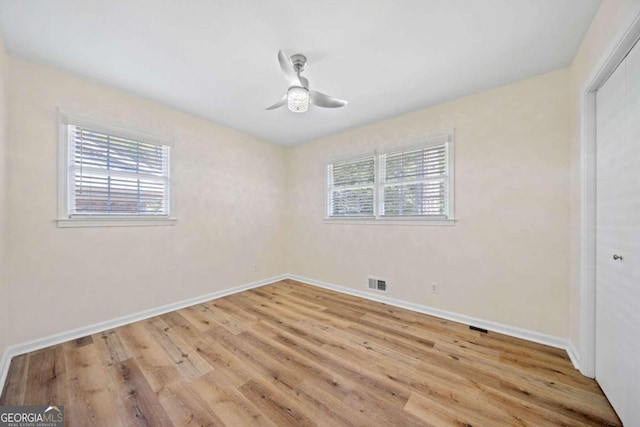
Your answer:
[287,87,309,113]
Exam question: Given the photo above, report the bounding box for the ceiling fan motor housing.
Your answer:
[290,54,307,73]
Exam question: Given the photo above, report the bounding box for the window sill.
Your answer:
[324,217,456,226]
[57,217,177,228]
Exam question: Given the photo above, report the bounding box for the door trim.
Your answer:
[578,8,640,378]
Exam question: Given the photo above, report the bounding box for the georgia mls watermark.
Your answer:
[0,406,64,427]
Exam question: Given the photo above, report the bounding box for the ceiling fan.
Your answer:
[266,50,348,113]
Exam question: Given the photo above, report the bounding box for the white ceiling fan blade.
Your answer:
[278,50,303,87]
[310,91,348,108]
[299,76,309,90]
[265,93,287,110]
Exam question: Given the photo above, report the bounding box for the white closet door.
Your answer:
[595,39,640,426]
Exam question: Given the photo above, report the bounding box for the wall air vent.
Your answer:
[368,277,387,293]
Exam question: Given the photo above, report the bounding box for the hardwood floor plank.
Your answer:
[259,295,353,330]
[229,326,368,426]
[175,305,215,333]
[208,298,260,325]
[246,320,427,427]
[0,354,29,405]
[144,317,213,381]
[214,318,415,427]
[497,377,620,426]
[408,354,575,426]
[95,329,130,366]
[299,317,423,369]
[23,346,66,406]
[405,391,497,427]
[72,335,94,348]
[361,311,502,361]
[157,380,229,427]
[239,380,317,427]
[225,296,327,347]
[114,358,173,426]
[190,371,279,427]
[0,281,621,427]
[194,329,262,388]
[476,381,607,426]
[198,302,250,335]
[346,317,435,357]
[155,310,202,342]
[116,322,183,392]
[65,342,124,427]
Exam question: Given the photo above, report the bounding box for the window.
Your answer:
[379,143,449,217]
[327,156,375,217]
[58,111,176,227]
[326,133,454,224]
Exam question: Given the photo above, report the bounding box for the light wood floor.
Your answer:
[1,280,620,426]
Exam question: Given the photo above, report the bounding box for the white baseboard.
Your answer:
[0,274,286,394]
[566,340,582,374]
[1,272,581,396]
[0,348,11,396]
[287,274,576,365]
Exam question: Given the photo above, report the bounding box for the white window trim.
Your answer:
[324,131,456,225]
[57,109,177,227]
[324,217,456,226]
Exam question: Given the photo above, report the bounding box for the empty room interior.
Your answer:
[0,0,639,426]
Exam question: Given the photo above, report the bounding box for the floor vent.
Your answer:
[368,277,387,292]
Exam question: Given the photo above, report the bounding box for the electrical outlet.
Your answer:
[431,282,439,294]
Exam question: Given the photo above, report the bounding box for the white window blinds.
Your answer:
[325,136,453,222]
[68,125,170,216]
[380,143,449,217]
[327,156,375,217]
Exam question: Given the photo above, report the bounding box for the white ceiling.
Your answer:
[0,0,600,146]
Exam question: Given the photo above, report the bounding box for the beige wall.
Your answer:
[0,40,8,356]
[287,69,571,337]
[568,0,640,357]
[6,58,287,345]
